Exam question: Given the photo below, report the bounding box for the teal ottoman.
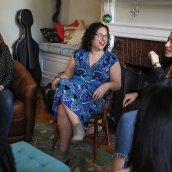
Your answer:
[11,141,70,172]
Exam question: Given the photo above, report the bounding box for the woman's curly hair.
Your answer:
[80,22,110,52]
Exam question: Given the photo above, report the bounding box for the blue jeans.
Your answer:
[0,89,14,138]
[113,110,138,165]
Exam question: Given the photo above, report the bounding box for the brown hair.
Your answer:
[166,65,172,79]
[0,34,4,43]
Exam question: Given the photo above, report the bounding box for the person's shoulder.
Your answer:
[74,48,87,56]
[0,42,8,48]
[0,42,10,53]
[106,50,117,58]
[74,48,85,53]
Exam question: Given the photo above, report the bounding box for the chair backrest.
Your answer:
[101,90,113,127]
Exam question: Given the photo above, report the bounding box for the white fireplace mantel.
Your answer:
[105,0,172,41]
[108,23,171,42]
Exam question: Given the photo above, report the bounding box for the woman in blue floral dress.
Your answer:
[52,22,121,162]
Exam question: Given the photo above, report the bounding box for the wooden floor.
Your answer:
[35,89,114,153]
[36,90,54,123]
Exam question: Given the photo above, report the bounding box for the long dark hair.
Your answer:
[129,84,172,172]
[80,22,110,52]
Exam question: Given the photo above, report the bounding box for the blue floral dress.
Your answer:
[52,48,118,127]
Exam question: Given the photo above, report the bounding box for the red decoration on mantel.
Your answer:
[54,20,79,42]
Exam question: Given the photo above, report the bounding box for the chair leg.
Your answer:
[105,117,111,146]
[93,119,98,162]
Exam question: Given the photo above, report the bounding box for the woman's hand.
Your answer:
[92,84,108,101]
[123,92,138,108]
[52,77,61,90]
[148,51,161,67]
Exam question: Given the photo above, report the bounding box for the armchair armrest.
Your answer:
[11,60,38,141]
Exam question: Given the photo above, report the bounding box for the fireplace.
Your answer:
[112,36,165,67]
[108,24,170,130]
[109,37,165,130]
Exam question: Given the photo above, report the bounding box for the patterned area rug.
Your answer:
[31,121,114,172]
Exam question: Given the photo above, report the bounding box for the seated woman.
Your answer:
[52,22,121,162]
[0,43,14,139]
[111,31,172,171]
[119,84,172,172]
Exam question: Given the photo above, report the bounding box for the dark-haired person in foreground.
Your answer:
[118,84,172,172]
[52,22,121,162]
[111,31,172,171]
[0,42,14,139]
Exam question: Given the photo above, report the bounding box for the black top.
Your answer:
[137,66,172,98]
[151,67,172,86]
[0,43,13,88]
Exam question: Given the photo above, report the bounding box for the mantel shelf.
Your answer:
[108,23,171,41]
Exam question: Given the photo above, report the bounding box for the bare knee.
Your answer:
[58,104,66,117]
[57,104,71,126]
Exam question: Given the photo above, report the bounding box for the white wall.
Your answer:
[0,0,56,48]
[59,0,102,26]
[59,0,70,25]
[2,0,172,49]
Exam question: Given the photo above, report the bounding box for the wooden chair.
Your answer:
[86,91,112,162]
[51,91,112,162]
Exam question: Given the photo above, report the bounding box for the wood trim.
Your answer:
[108,23,170,41]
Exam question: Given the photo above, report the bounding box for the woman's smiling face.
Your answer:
[91,27,109,51]
[165,32,172,58]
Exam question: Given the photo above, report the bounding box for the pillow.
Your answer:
[77,19,86,30]
[67,30,85,48]
[54,22,64,42]
[67,20,86,48]
[54,20,79,43]
[64,20,86,44]
[64,26,78,43]
[69,20,79,27]
[40,28,61,43]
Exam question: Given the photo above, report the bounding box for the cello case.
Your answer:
[13,9,41,85]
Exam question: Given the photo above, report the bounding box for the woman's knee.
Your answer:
[0,89,14,107]
[58,104,66,117]
[119,110,138,128]
[5,96,14,107]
